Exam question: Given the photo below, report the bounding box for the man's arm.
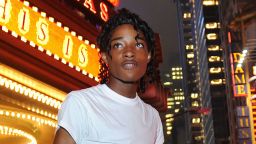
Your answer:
[53,127,76,144]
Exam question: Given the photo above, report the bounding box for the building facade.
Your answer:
[220,0,256,143]
[176,0,230,143]
[163,67,185,143]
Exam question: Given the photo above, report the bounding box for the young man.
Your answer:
[53,9,164,144]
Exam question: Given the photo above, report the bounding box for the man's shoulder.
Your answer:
[66,84,104,100]
[139,98,158,113]
[71,84,103,95]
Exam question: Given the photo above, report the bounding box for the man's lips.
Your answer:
[122,60,138,70]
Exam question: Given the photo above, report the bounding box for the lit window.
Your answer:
[205,22,220,29]
[192,117,201,124]
[188,60,193,64]
[195,135,204,140]
[165,114,173,118]
[167,126,172,130]
[203,0,219,6]
[167,102,174,106]
[208,45,220,51]
[186,44,194,50]
[210,79,223,85]
[191,101,199,107]
[209,67,222,73]
[207,33,217,40]
[183,12,191,19]
[187,53,194,59]
[164,81,172,86]
[191,93,198,99]
[166,118,173,122]
[209,56,221,62]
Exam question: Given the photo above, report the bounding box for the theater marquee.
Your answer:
[0,0,101,80]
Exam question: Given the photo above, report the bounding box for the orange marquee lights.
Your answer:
[0,0,100,80]
[76,0,110,21]
[107,0,119,6]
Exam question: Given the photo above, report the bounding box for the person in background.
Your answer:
[53,8,164,144]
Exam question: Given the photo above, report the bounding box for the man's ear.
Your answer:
[147,53,151,63]
[101,53,108,64]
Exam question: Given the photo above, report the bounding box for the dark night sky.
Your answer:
[118,0,180,82]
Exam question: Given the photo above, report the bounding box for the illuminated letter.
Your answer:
[253,66,256,75]
[233,53,242,63]
[78,44,88,67]
[237,85,246,95]
[240,129,250,138]
[18,8,30,34]
[235,66,244,74]
[0,0,12,23]
[62,35,73,59]
[83,0,96,14]
[235,74,245,84]
[238,117,250,127]
[100,2,108,22]
[36,18,49,45]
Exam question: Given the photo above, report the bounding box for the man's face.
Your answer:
[102,24,151,84]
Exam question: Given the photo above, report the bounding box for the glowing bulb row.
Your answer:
[0,75,61,109]
[22,0,99,81]
[28,106,57,120]
[0,125,37,144]
[0,64,67,101]
[22,0,97,48]
[0,109,57,127]
[2,18,99,81]
[0,95,57,120]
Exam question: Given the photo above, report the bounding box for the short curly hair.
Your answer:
[97,8,157,92]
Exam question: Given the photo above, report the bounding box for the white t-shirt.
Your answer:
[57,84,164,144]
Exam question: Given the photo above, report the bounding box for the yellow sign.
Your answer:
[0,0,100,79]
[231,53,247,97]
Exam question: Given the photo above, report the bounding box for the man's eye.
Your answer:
[136,43,144,48]
[112,43,123,49]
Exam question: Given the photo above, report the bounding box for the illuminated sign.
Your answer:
[236,106,252,143]
[75,0,111,22]
[231,53,248,97]
[0,0,100,80]
[248,64,256,99]
[107,0,119,6]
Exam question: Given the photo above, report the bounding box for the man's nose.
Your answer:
[123,46,135,58]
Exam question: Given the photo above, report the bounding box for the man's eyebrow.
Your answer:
[110,37,123,42]
[135,34,145,41]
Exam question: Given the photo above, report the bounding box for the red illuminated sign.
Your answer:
[75,0,113,22]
